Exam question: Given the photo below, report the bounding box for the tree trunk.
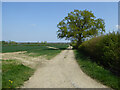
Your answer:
[76,37,82,49]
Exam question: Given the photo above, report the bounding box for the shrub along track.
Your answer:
[21,48,109,88]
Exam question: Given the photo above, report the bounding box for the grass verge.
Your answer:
[74,50,120,90]
[2,60,34,88]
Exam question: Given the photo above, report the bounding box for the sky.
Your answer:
[2,2,118,42]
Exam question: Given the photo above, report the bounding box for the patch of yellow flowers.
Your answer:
[9,80,13,83]
[9,80,13,88]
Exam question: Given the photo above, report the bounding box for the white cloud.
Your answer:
[115,25,120,29]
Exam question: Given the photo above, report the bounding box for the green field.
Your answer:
[2,43,69,88]
[2,60,34,88]
[2,43,69,59]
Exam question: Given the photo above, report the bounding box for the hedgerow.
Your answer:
[79,31,120,75]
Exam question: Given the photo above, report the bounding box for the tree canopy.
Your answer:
[57,9,105,48]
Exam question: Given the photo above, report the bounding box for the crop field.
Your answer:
[2,43,69,88]
[2,43,69,52]
[2,43,69,59]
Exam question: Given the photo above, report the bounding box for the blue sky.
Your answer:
[2,2,118,42]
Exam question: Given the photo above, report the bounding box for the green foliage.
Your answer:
[2,40,18,45]
[1,41,9,45]
[8,40,18,44]
[79,31,120,75]
[41,41,44,44]
[74,50,120,90]
[2,60,34,88]
[57,9,105,48]
[44,41,47,44]
[41,41,47,44]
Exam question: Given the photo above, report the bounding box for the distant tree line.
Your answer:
[1,41,69,45]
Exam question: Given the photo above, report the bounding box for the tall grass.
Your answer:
[74,50,120,90]
[2,60,34,88]
[79,31,120,75]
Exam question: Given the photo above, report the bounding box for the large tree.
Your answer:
[57,9,105,48]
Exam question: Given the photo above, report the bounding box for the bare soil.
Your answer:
[20,49,108,88]
[1,51,46,68]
